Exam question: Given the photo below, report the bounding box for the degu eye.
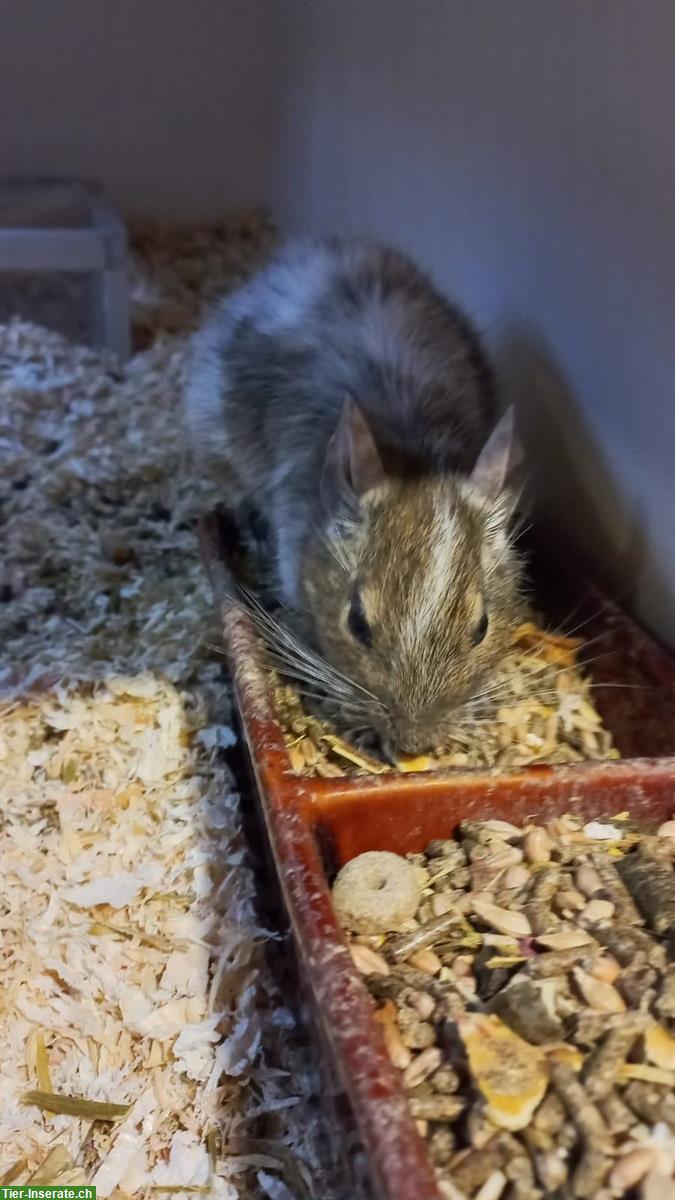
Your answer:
[347,589,373,647]
[471,610,489,646]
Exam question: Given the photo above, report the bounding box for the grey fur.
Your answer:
[186,236,524,753]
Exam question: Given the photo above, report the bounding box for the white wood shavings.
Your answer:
[0,678,262,1188]
[0,214,339,1199]
[61,871,159,908]
[91,1089,159,1198]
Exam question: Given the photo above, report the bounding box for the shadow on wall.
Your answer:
[496,326,650,613]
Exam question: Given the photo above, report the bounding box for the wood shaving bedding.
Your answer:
[0,214,338,1200]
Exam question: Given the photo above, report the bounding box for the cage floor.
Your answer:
[0,213,338,1200]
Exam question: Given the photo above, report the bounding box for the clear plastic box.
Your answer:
[0,178,130,357]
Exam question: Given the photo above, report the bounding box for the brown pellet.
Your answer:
[582,1023,644,1100]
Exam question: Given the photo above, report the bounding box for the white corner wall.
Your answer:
[1,0,673,645]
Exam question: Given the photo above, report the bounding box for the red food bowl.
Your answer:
[199,511,675,1200]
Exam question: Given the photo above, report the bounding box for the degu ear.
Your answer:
[320,397,385,515]
[468,405,523,502]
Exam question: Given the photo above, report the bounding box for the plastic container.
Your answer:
[0,177,130,356]
[199,511,675,1200]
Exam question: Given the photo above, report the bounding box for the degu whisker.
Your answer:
[233,583,386,711]
[199,638,227,657]
[549,604,615,642]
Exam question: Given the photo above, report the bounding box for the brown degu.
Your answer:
[185,237,524,754]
